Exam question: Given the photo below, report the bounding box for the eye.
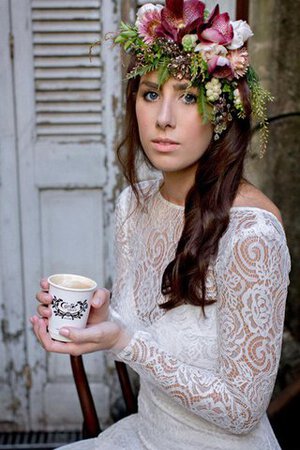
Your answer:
[182,93,197,104]
[143,91,159,102]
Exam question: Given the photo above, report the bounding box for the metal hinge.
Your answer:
[9,32,14,60]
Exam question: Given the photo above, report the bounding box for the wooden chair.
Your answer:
[70,355,138,439]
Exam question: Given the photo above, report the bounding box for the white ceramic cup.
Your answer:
[48,274,97,342]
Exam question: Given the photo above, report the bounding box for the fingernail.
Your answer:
[93,297,101,306]
[59,328,70,337]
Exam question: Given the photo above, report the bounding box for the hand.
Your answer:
[31,279,130,356]
[30,315,130,356]
[35,278,110,326]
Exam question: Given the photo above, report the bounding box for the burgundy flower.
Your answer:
[205,4,220,24]
[161,0,206,43]
[200,11,233,45]
[208,55,234,79]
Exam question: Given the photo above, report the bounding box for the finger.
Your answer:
[37,319,98,355]
[30,316,102,356]
[30,315,47,347]
[58,322,112,344]
[34,318,74,353]
[91,288,110,308]
[36,291,52,304]
[37,304,52,319]
[40,278,49,292]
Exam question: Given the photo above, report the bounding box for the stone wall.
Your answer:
[245,0,300,388]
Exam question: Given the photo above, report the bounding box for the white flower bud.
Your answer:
[227,20,254,50]
[211,78,220,86]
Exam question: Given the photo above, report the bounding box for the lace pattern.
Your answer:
[110,179,290,444]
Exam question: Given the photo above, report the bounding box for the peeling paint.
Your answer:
[112,94,119,115]
[8,397,21,414]
[23,364,32,390]
[0,421,20,432]
[1,319,23,342]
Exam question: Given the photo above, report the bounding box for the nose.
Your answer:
[156,98,176,130]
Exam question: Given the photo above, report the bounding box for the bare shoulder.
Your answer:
[233,182,284,226]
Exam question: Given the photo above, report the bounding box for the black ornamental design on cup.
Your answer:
[52,295,88,320]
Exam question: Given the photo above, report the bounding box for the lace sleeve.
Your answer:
[116,223,291,434]
[110,187,133,316]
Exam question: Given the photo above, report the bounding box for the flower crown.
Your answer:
[114,0,273,156]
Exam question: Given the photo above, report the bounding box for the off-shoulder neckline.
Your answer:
[155,181,285,232]
[229,206,285,232]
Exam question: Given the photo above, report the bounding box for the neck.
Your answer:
[160,168,197,206]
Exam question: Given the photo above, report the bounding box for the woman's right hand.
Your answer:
[35,278,111,327]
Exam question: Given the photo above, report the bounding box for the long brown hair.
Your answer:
[117,66,252,312]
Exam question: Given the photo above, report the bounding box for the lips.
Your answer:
[152,138,179,145]
[151,138,180,153]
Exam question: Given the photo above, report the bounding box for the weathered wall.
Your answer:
[245,0,300,386]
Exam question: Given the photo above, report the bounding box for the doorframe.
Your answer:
[0,0,28,431]
[236,0,249,21]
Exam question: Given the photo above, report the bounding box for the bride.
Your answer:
[31,1,291,449]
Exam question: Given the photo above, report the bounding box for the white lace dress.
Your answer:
[59,179,291,450]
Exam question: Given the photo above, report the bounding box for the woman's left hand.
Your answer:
[30,316,130,356]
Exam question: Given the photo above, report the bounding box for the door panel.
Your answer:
[40,189,104,282]
[1,0,240,431]
[9,0,122,430]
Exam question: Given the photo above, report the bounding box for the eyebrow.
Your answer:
[139,80,193,91]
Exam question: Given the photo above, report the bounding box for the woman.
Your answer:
[31,1,291,449]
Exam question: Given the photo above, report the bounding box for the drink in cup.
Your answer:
[48,274,97,342]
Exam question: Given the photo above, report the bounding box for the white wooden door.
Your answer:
[0,0,29,432]
[0,0,238,431]
[7,0,122,431]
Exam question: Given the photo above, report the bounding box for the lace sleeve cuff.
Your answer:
[114,330,151,361]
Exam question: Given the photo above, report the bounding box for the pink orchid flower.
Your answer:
[137,4,165,44]
[161,0,206,43]
[200,10,233,46]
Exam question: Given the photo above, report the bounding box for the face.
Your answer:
[135,71,213,176]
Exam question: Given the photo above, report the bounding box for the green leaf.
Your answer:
[246,65,259,87]
[198,85,211,123]
[157,59,170,87]
[114,35,124,44]
[123,41,132,52]
[222,82,231,93]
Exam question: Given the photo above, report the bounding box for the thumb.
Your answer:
[91,288,110,309]
[59,326,82,341]
[59,323,110,344]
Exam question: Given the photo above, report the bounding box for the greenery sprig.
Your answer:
[247,67,274,157]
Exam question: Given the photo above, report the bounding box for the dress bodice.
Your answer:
[107,179,291,449]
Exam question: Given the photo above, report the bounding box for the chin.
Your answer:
[150,159,199,174]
